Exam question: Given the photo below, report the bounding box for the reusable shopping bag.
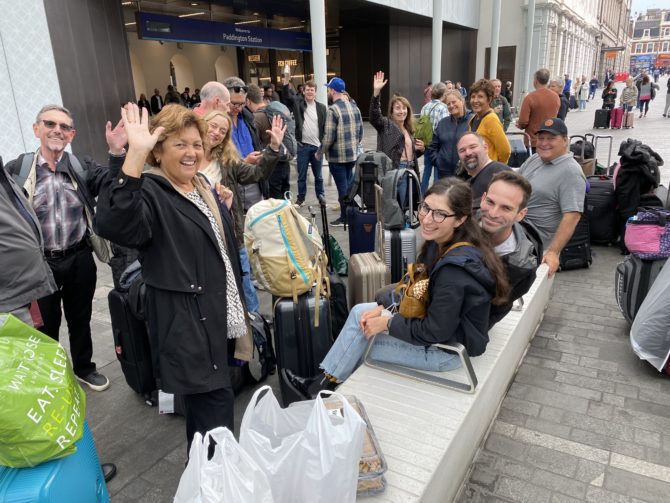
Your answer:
[0,314,86,467]
[174,427,274,503]
[239,386,366,503]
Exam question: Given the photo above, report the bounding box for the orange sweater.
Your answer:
[517,87,560,147]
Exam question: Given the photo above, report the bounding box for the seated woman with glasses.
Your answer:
[284,178,510,399]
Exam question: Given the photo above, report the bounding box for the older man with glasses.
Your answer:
[4,104,127,393]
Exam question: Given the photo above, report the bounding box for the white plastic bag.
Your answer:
[630,261,670,371]
[239,386,366,503]
[174,427,274,503]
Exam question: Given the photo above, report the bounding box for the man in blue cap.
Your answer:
[318,77,363,226]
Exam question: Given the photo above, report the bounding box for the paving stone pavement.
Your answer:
[62,78,670,501]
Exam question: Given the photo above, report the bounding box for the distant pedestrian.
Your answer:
[548,77,569,120]
[588,74,599,100]
[601,81,617,110]
[423,82,432,105]
[516,69,560,153]
[638,75,654,118]
[663,78,670,118]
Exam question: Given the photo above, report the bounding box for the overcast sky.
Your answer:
[631,0,665,16]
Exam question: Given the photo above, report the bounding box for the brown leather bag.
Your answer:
[395,241,474,319]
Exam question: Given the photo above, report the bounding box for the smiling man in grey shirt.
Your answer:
[518,117,585,276]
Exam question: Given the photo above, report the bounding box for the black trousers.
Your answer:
[268,162,290,199]
[38,247,97,377]
[183,386,235,455]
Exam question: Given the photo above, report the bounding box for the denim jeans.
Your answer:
[329,161,355,220]
[579,99,586,111]
[320,303,461,381]
[623,103,634,113]
[421,149,433,194]
[238,246,260,313]
[296,143,324,201]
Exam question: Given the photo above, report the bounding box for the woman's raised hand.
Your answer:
[372,71,388,97]
[121,103,164,154]
[267,114,287,151]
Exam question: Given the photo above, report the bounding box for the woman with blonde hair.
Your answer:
[199,109,284,313]
[430,90,472,178]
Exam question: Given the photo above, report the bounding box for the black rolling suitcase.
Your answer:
[559,209,592,271]
[316,196,349,340]
[593,108,610,129]
[274,292,333,405]
[108,289,156,405]
[586,175,618,244]
[615,255,666,323]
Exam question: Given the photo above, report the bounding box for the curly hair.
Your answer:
[203,110,241,165]
[419,177,510,305]
[388,95,415,134]
[146,104,207,167]
[469,79,495,102]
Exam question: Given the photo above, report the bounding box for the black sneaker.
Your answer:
[77,371,110,392]
[330,217,345,227]
[295,198,305,207]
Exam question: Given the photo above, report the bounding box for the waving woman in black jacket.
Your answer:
[284,178,510,399]
[96,104,285,452]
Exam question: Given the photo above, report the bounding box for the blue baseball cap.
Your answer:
[325,77,346,93]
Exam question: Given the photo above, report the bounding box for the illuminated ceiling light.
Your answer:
[235,19,261,25]
[279,25,305,31]
[121,1,133,5]
[190,2,199,5]
[124,21,136,26]
[178,11,205,18]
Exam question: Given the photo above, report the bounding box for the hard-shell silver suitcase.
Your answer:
[348,185,390,308]
[384,228,416,283]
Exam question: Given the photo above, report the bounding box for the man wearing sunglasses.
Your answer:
[223,76,264,211]
[4,105,127,392]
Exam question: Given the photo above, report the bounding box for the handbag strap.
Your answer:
[444,241,475,255]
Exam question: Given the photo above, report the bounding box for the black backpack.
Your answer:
[346,151,393,210]
[244,312,276,384]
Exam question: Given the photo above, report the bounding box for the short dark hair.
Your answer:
[534,68,551,85]
[246,84,264,104]
[486,170,532,210]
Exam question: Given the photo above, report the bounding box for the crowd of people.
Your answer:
[1,66,595,479]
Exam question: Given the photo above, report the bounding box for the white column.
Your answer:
[490,0,502,79]
[521,0,537,104]
[309,0,328,105]
[432,0,443,84]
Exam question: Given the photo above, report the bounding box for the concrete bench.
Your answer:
[338,265,553,502]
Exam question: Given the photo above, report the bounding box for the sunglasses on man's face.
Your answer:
[227,86,247,94]
[40,119,74,132]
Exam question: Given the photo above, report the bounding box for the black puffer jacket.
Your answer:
[388,241,496,357]
[96,167,247,395]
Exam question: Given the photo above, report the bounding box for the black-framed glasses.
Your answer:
[228,101,245,109]
[418,202,456,223]
[227,85,247,93]
[40,119,74,132]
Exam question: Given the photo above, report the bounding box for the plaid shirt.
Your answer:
[33,156,87,251]
[320,98,363,163]
[420,99,449,130]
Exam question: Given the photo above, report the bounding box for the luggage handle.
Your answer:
[363,339,478,393]
[594,135,613,167]
[374,184,386,263]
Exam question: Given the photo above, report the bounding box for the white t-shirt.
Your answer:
[494,230,517,256]
[301,101,320,147]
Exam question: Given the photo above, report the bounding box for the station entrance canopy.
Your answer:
[136,12,312,52]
